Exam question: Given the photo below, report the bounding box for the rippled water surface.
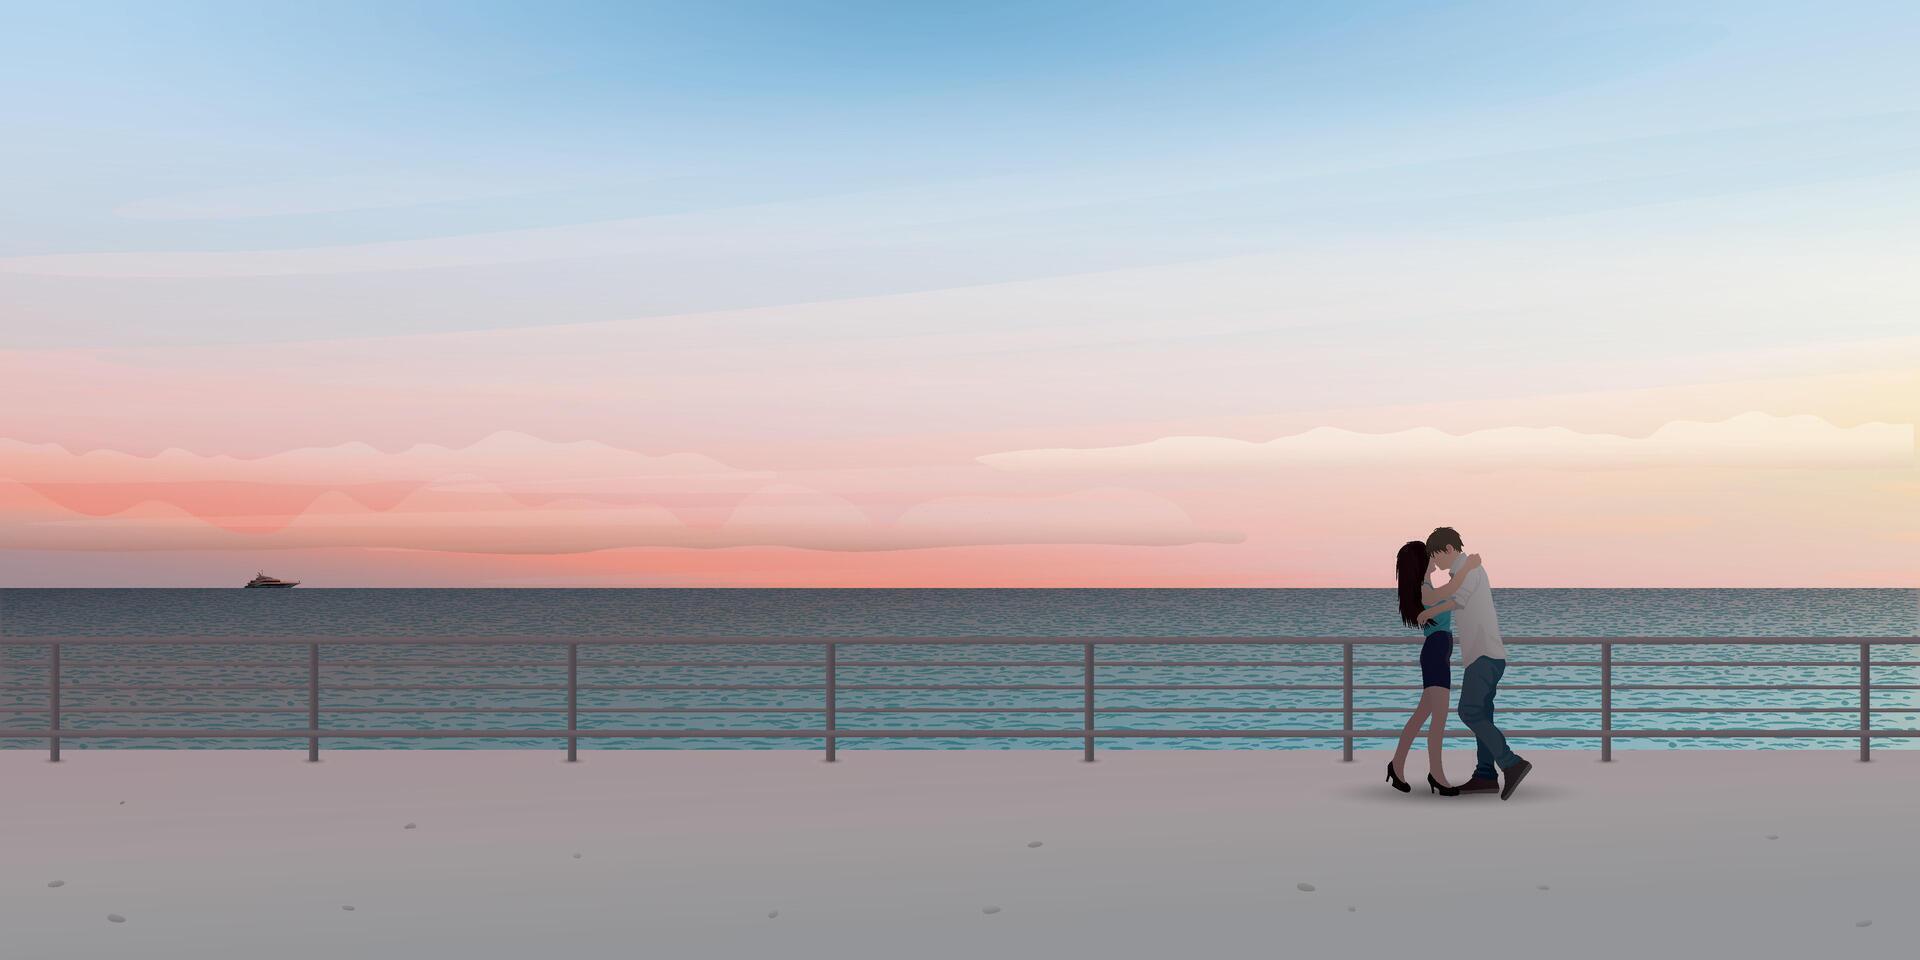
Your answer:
[3,589,1915,752]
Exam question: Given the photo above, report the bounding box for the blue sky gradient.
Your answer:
[10,2,1920,271]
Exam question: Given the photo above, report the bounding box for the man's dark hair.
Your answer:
[1425,527,1463,555]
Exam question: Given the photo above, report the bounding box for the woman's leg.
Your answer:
[1392,697,1432,780]
[1423,686,1452,786]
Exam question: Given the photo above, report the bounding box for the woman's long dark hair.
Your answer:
[1395,540,1429,629]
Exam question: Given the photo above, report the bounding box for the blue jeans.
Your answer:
[1459,656,1521,780]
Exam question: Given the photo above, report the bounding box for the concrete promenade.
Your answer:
[3,749,1911,959]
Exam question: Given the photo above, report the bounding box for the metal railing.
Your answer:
[1,635,1915,762]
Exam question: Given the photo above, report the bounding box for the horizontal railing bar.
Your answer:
[851,730,1906,739]
[1098,683,1608,690]
[15,705,1920,717]
[576,684,821,691]
[1569,706,1920,714]
[575,660,1088,669]
[1339,660,1920,669]
[1295,660,1914,669]
[0,660,561,670]
[432,660,818,669]
[834,707,1089,713]
[571,706,822,714]
[888,683,1520,692]
[3,635,1913,647]
[13,706,304,714]
[825,660,1082,668]
[1097,660,1348,668]
[5,725,944,733]
[40,684,308,692]
[1603,660,1920,668]
[5,681,1904,694]
[0,707,855,716]
[844,706,1920,715]
[10,681,1899,694]
[333,684,828,692]
[1094,660,1898,669]
[1613,683,1916,690]
[3,660,804,669]
[16,658,1913,671]
[1344,660,1920,669]
[7,728,1920,740]
[0,706,810,715]
[829,683,1081,690]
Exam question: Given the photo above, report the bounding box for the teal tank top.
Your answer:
[1421,578,1452,635]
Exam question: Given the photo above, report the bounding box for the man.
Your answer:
[1427,527,1531,800]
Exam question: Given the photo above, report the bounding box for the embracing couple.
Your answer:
[1384,527,1533,800]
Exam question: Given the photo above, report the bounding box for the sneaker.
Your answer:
[1500,759,1533,801]
[1457,777,1500,794]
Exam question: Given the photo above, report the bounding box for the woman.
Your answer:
[1384,541,1479,796]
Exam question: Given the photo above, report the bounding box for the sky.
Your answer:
[1,0,1916,587]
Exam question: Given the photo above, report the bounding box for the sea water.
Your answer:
[2,588,1914,751]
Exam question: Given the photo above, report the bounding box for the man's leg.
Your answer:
[1458,658,1496,781]
[1458,658,1518,779]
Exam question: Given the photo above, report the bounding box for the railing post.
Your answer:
[824,641,837,762]
[1083,642,1095,762]
[1600,642,1612,762]
[1341,642,1353,762]
[1860,642,1871,762]
[566,642,579,762]
[48,642,60,762]
[307,642,320,762]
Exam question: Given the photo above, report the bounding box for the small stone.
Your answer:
[767,910,779,919]
[1346,906,1356,912]
[47,880,65,888]
[342,905,356,912]
[118,801,126,805]
[982,905,1002,915]
[107,914,126,924]
[1296,883,1316,892]
[1856,920,1872,928]
[1537,885,1550,891]
[404,823,417,830]
[1027,841,1043,848]
[572,852,583,859]
[1766,834,1779,840]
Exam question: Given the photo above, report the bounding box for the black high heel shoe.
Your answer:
[1427,774,1461,797]
[1385,761,1410,793]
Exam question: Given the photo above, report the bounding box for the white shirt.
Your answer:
[1448,554,1506,666]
